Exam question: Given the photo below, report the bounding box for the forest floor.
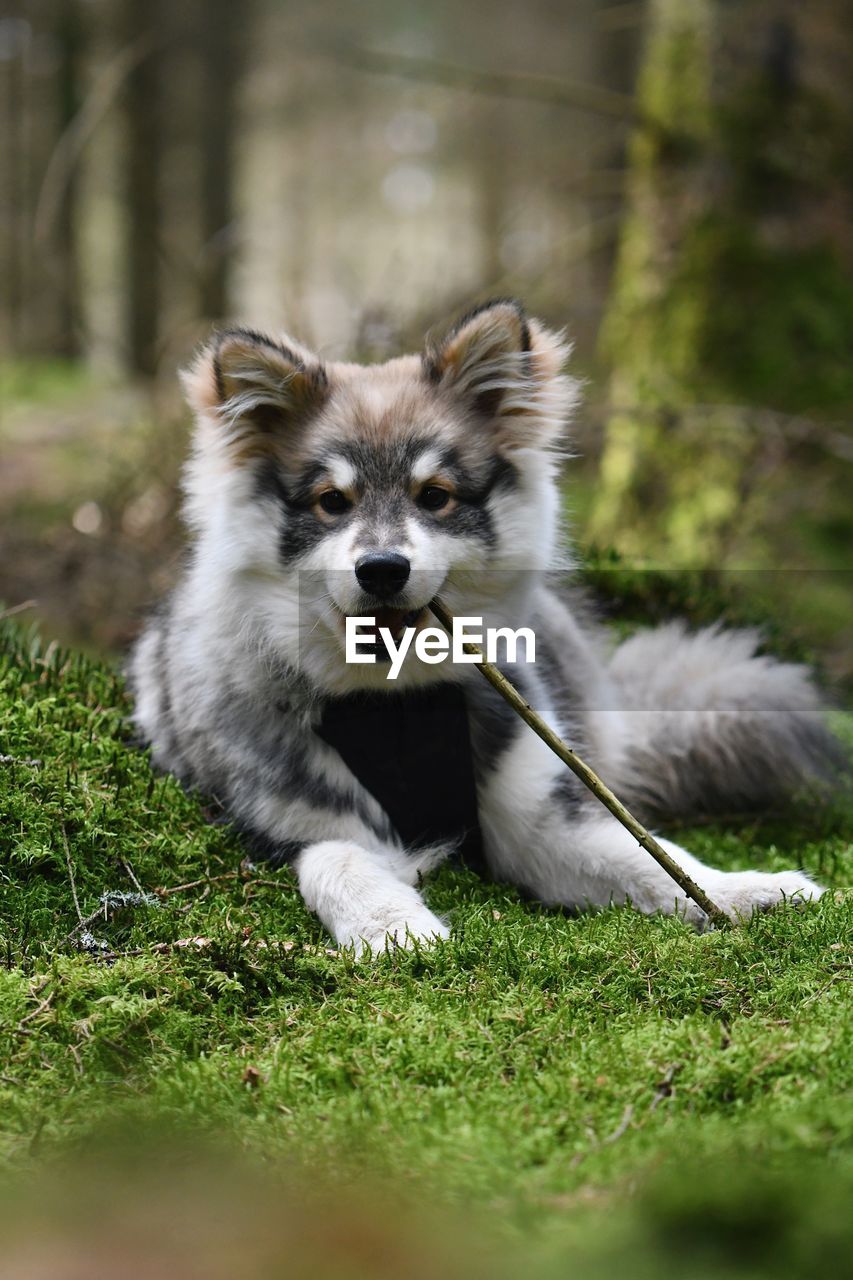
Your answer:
[1,613,851,1279]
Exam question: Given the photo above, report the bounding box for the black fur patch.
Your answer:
[253,458,354,566]
[254,459,288,505]
[412,450,518,546]
[465,677,523,779]
[438,502,495,546]
[316,686,485,870]
[278,513,328,566]
[238,828,305,869]
[441,449,519,502]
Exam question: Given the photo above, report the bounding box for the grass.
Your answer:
[1,615,852,1277]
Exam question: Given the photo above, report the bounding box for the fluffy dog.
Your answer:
[129,299,836,953]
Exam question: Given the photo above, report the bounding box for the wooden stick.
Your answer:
[429,599,729,928]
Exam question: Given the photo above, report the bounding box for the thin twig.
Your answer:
[570,1102,636,1169]
[0,600,37,621]
[16,995,54,1032]
[799,972,850,1007]
[580,401,853,463]
[326,41,639,122]
[154,871,242,897]
[649,1063,682,1111]
[64,904,108,941]
[61,825,84,929]
[602,1103,635,1145]
[90,936,299,963]
[430,599,729,928]
[121,858,145,894]
[154,869,289,897]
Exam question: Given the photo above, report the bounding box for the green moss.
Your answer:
[697,230,853,411]
[1,607,851,1275]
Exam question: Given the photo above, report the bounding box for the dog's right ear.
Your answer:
[181,328,328,453]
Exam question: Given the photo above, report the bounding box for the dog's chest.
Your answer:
[316,687,484,868]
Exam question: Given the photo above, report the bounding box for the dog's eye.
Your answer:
[418,485,451,512]
[318,489,351,515]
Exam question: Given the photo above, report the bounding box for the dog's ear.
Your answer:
[181,328,328,457]
[423,299,577,449]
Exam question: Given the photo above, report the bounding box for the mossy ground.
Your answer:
[1,613,851,1277]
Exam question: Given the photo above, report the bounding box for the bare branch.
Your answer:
[324,41,639,122]
[581,402,853,463]
[34,33,159,246]
[0,600,37,621]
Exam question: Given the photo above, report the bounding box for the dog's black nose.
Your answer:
[354,552,411,599]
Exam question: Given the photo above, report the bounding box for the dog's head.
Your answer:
[181,299,578,693]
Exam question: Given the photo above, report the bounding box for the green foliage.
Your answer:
[579,547,853,698]
[686,223,853,413]
[581,547,811,654]
[1,616,851,1275]
[592,0,853,564]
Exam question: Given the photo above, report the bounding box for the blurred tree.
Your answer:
[122,0,163,376]
[0,2,28,355]
[590,0,853,563]
[198,0,248,323]
[54,0,84,356]
[0,0,83,358]
[584,0,643,333]
[476,99,509,289]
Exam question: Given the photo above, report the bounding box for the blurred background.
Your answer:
[0,0,851,681]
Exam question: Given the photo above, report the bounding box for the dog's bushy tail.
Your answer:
[606,622,846,819]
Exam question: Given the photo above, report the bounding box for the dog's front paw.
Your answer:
[708,869,823,922]
[349,905,450,959]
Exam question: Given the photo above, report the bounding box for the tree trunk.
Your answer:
[122,0,163,377]
[198,0,247,323]
[0,2,27,356]
[590,0,853,564]
[54,0,84,357]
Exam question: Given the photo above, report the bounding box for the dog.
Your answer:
[129,299,838,954]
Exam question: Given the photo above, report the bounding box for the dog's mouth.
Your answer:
[356,601,422,637]
[343,605,426,641]
[331,604,428,660]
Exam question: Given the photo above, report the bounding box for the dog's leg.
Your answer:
[511,809,822,926]
[296,841,450,956]
[479,724,823,926]
[168,719,453,956]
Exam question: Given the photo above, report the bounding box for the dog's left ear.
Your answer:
[423,299,577,449]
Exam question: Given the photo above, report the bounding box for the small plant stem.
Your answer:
[429,599,729,928]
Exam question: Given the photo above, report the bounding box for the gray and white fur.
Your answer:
[129,300,838,954]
